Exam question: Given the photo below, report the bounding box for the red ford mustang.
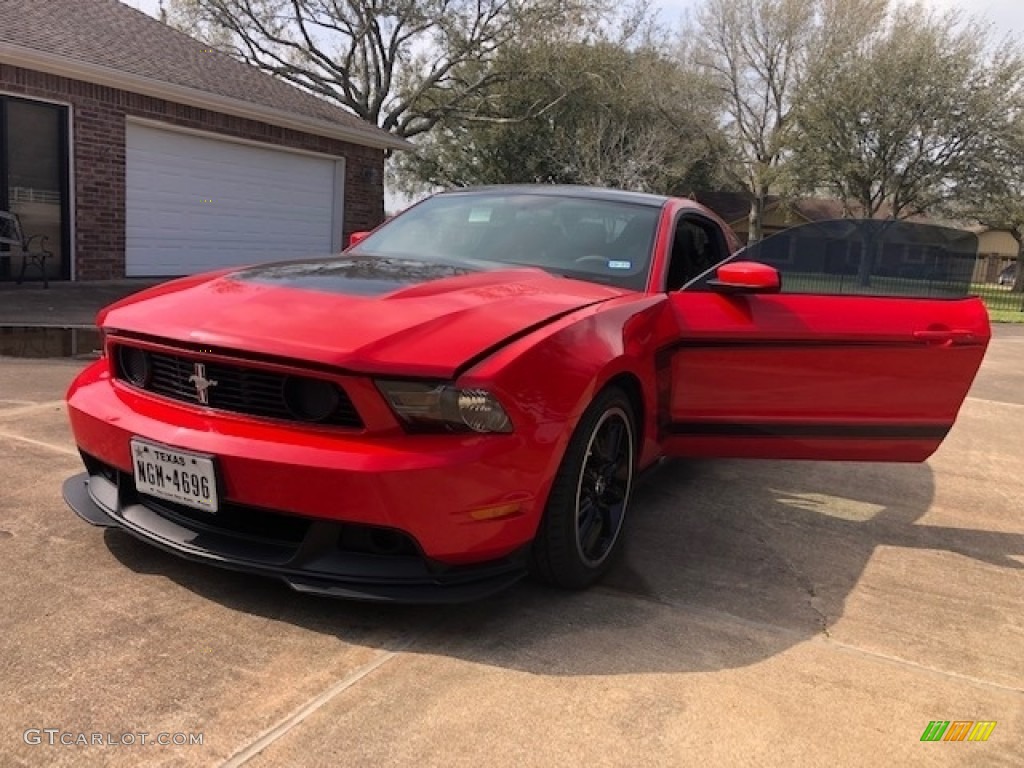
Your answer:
[64,186,990,601]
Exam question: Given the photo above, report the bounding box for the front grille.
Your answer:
[112,344,363,428]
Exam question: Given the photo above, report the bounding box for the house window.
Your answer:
[903,245,928,264]
[0,97,70,282]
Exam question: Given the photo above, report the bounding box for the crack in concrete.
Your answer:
[219,636,417,767]
[749,510,832,639]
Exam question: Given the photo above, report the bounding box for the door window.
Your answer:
[689,219,978,299]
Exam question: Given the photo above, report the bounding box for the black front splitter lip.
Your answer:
[63,473,527,604]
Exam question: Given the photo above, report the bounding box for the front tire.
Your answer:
[531,386,636,589]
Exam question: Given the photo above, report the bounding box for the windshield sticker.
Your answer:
[467,207,493,223]
[608,260,632,270]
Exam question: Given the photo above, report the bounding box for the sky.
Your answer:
[654,0,1024,35]
[122,0,1024,48]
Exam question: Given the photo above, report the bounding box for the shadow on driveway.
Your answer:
[101,455,1024,678]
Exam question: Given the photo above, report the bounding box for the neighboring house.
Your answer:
[0,0,407,282]
[691,192,846,244]
[696,191,1018,285]
[968,226,1019,284]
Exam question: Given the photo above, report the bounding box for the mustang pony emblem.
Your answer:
[188,363,218,405]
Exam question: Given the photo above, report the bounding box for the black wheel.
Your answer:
[531,386,636,589]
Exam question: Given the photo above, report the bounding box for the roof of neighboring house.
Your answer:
[691,191,844,225]
[0,0,409,151]
[793,198,845,221]
[689,191,753,224]
[965,224,1019,235]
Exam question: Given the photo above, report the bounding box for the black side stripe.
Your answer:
[667,422,951,440]
[663,338,923,352]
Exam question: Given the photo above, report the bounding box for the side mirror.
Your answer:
[706,261,781,294]
[347,231,371,249]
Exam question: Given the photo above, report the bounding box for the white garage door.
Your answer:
[126,122,342,276]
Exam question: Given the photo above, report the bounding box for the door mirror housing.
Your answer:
[347,230,371,249]
[706,261,781,294]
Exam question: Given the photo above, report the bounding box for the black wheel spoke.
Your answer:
[603,499,624,523]
[597,420,624,462]
[578,492,598,525]
[578,500,604,557]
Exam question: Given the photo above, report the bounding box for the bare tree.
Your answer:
[572,117,675,191]
[689,0,887,242]
[168,0,601,140]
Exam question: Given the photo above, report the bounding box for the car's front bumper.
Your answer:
[64,469,528,603]
[63,358,564,602]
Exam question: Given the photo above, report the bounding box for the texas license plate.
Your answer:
[131,439,219,513]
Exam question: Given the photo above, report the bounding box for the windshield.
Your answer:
[350,192,662,290]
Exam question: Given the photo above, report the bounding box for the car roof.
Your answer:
[436,184,671,208]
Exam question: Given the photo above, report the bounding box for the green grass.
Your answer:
[971,283,1024,324]
[772,273,1024,323]
[981,306,1024,324]
[782,272,963,297]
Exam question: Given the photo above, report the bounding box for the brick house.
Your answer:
[691,192,848,244]
[0,0,407,282]
[968,226,1019,284]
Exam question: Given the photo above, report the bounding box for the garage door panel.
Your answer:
[126,124,340,277]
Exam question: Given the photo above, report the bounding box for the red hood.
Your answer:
[99,257,629,377]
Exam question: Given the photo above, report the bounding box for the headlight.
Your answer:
[376,381,513,433]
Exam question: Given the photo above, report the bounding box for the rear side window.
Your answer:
[695,219,978,298]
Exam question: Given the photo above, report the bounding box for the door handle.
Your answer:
[913,329,976,344]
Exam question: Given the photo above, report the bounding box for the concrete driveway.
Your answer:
[1,327,1022,767]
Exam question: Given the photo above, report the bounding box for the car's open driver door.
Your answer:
[659,219,990,462]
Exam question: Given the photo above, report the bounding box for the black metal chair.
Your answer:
[0,210,52,288]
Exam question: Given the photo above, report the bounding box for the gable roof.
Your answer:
[692,191,849,226]
[0,0,408,151]
[689,191,753,224]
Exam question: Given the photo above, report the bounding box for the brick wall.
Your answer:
[0,64,386,280]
